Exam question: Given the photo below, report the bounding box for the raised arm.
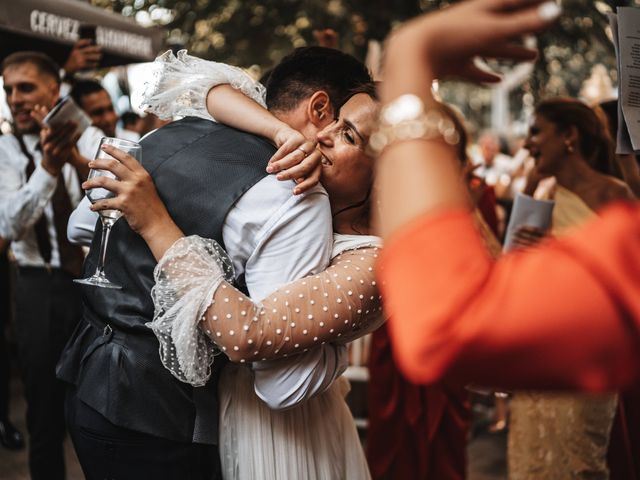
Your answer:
[375,0,560,238]
[142,50,267,121]
[374,0,640,390]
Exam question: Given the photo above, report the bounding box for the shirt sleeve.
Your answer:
[380,204,640,391]
[76,126,105,160]
[224,176,344,408]
[67,196,98,246]
[0,141,58,240]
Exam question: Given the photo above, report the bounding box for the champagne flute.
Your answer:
[74,137,142,289]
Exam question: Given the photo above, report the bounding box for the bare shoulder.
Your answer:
[595,174,635,203]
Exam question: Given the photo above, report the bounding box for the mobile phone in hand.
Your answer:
[79,24,97,45]
[43,97,92,138]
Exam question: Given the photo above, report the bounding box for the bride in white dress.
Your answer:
[88,51,384,480]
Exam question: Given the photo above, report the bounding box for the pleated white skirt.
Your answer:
[219,364,371,480]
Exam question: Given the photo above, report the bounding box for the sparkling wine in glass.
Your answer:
[74,137,142,289]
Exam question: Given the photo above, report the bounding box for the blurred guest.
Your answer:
[367,105,494,480]
[0,245,24,451]
[509,98,634,480]
[70,79,140,141]
[367,96,510,476]
[474,130,515,189]
[367,331,470,480]
[0,51,96,480]
[374,0,640,392]
[120,111,144,137]
[608,383,640,480]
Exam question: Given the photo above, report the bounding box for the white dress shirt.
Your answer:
[0,126,102,267]
[67,171,346,408]
[474,152,517,186]
[115,126,140,143]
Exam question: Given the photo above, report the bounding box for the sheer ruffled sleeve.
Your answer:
[141,50,266,121]
[147,236,235,387]
[148,235,383,386]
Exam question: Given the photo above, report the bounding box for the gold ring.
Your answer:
[297,146,309,156]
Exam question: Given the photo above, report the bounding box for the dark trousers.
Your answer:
[12,267,82,480]
[65,388,221,480]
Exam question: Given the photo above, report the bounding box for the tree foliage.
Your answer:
[91,0,636,129]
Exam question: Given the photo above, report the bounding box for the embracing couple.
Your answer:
[58,45,382,480]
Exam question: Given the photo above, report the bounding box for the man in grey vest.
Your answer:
[58,47,370,479]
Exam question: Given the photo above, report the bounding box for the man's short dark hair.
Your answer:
[0,51,61,85]
[70,80,107,107]
[265,47,371,113]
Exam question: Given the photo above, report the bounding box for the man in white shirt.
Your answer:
[62,47,371,479]
[473,130,516,187]
[0,51,100,480]
[70,79,140,142]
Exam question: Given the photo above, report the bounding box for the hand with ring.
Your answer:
[267,124,322,195]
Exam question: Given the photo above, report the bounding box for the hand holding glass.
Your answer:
[74,137,142,289]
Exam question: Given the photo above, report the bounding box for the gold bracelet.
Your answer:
[368,94,460,156]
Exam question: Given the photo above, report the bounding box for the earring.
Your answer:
[565,141,574,153]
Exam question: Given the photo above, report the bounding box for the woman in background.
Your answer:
[509,98,634,480]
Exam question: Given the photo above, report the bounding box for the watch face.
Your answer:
[382,94,423,125]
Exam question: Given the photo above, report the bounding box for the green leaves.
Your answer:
[92,0,635,127]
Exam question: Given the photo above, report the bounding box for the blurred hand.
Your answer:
[382,0,561,100]
[63,39,102,75]
[38,112,80,177]
[69,148,91,181]
[267,126,321,195]
[532,176,557,201]
[30,104,49,125]
[32,104,90,179]
[512,225,548,249]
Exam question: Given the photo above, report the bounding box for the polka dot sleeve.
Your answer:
[148,235,383,386]
[202,246,383,363]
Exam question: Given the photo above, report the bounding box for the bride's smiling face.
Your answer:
[316,93,378,206]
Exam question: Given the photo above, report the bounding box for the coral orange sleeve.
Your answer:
[379,204,640,391]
